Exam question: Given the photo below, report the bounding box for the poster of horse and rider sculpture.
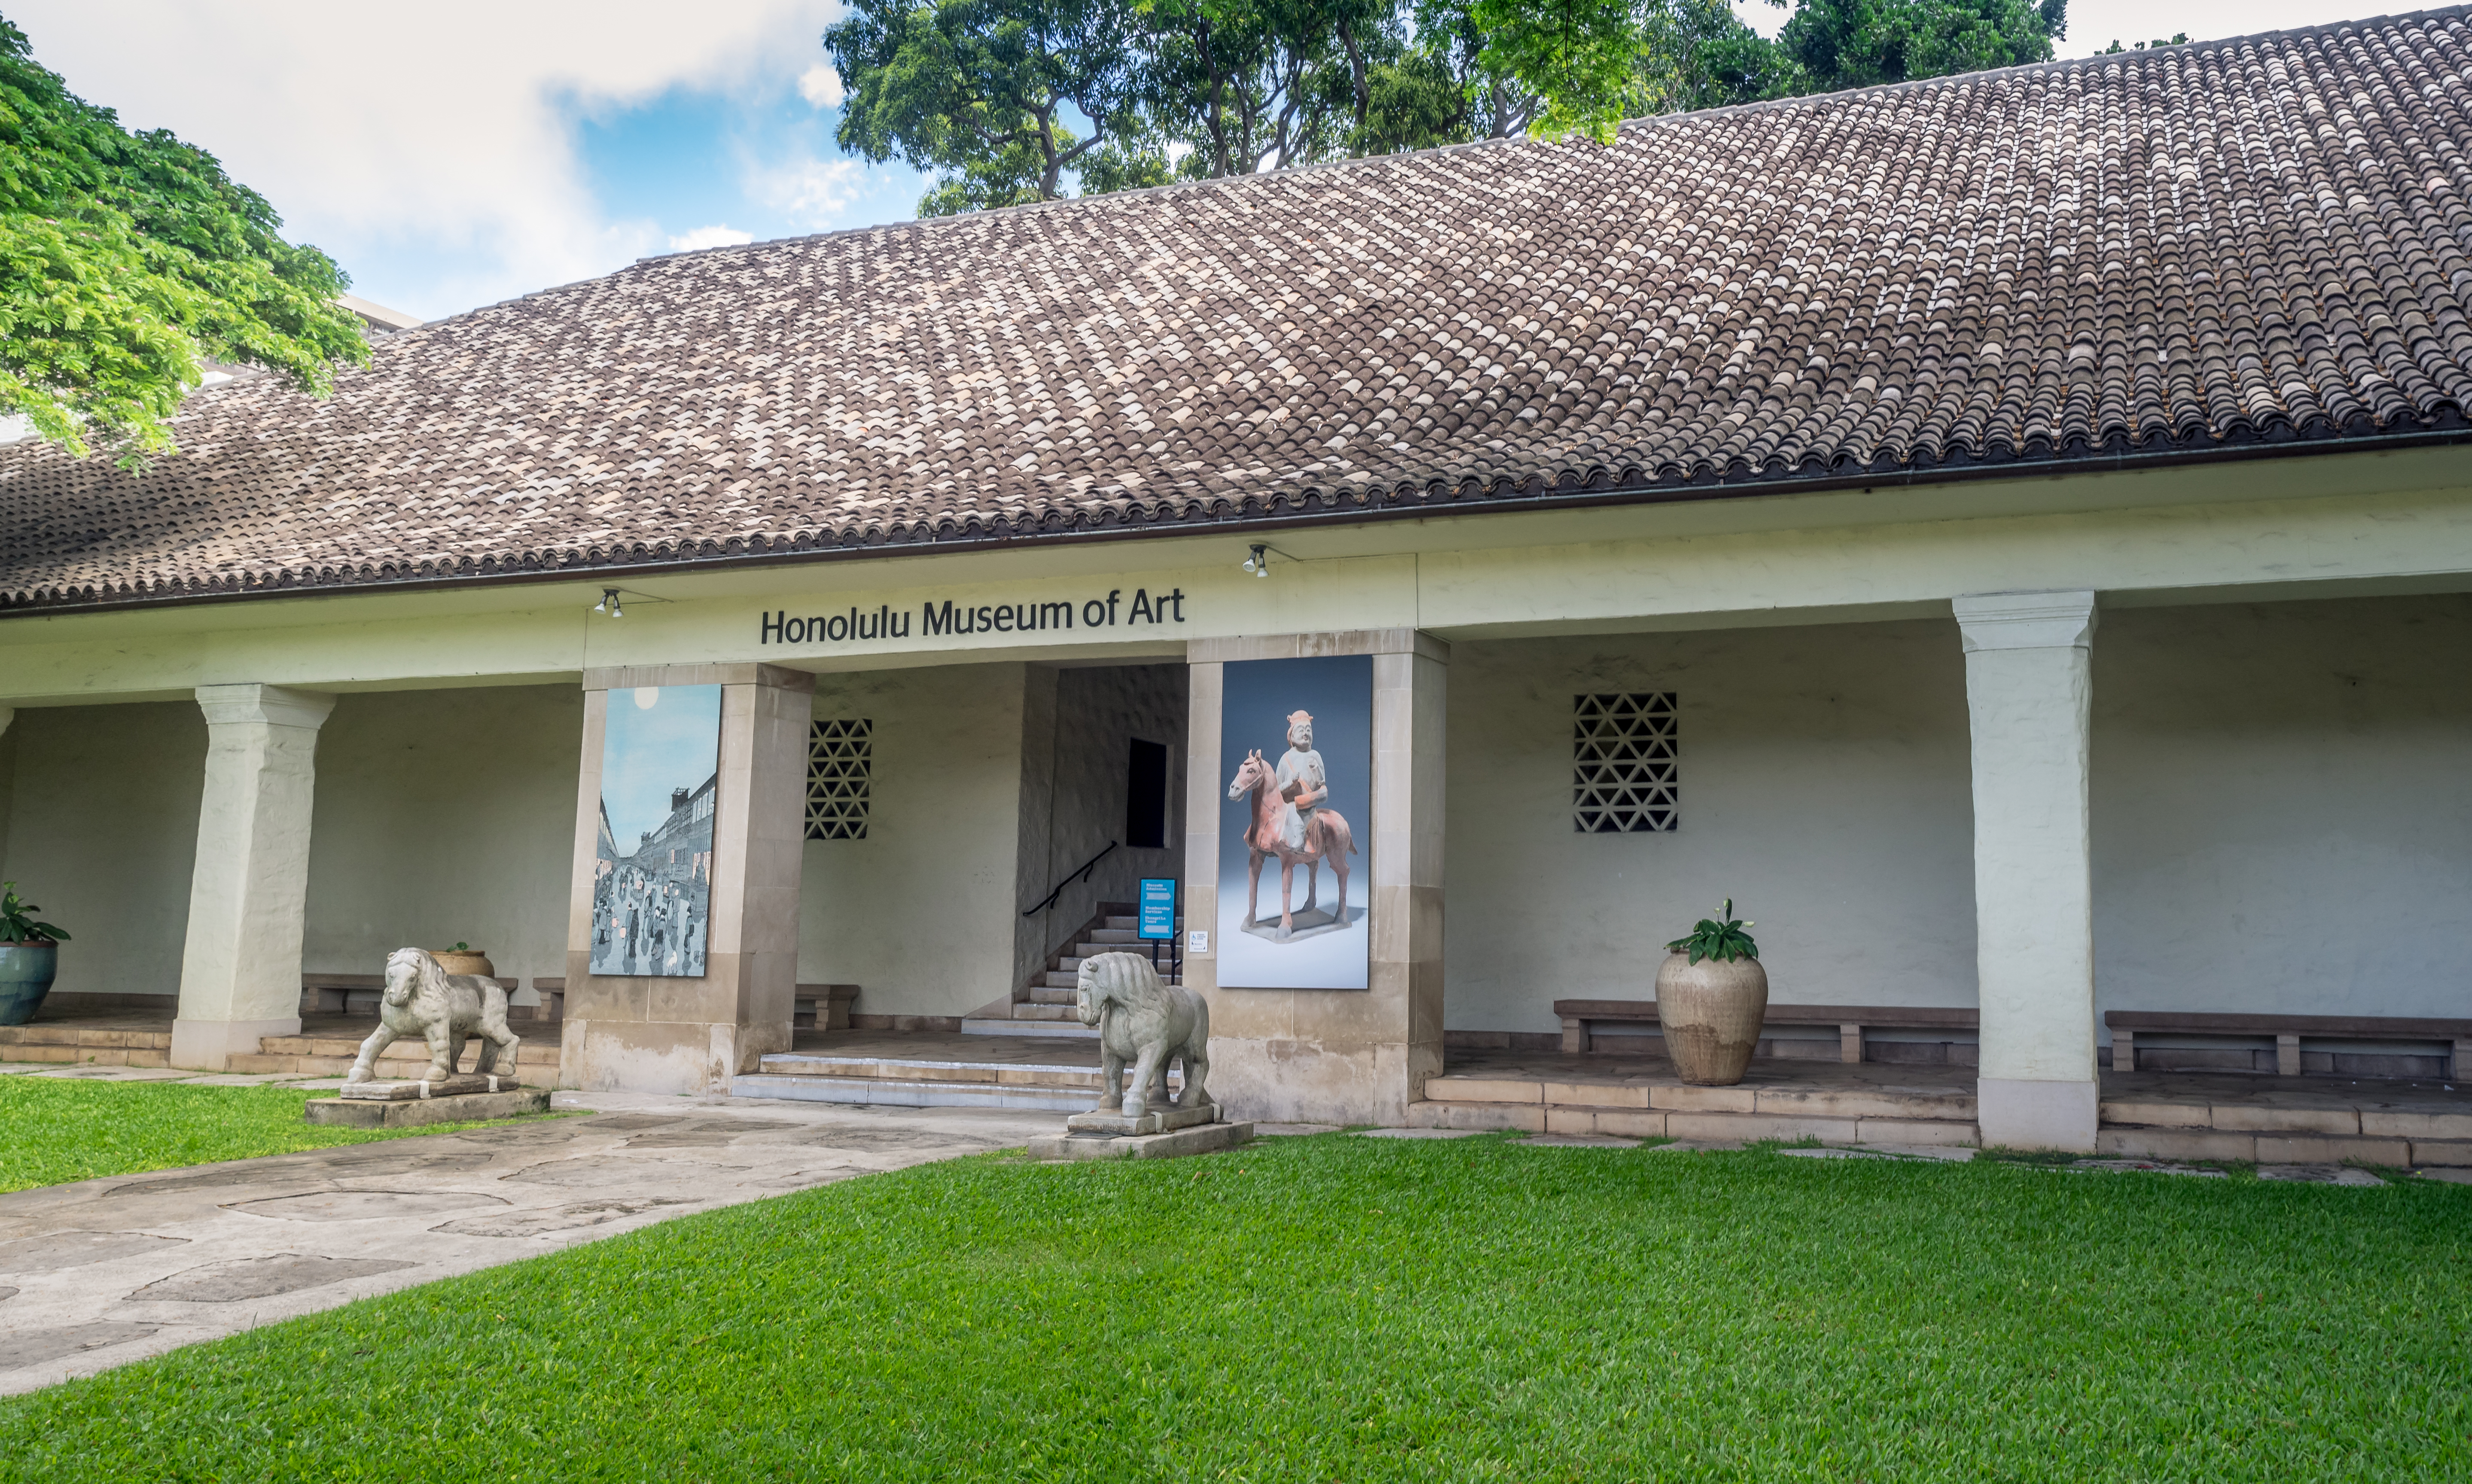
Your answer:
[591,684,722,978]
[1218,654,1371,990]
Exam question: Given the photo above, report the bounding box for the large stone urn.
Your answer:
[0,942,60,1027]
[428,949,496,979]
[1655,948,1769,1085]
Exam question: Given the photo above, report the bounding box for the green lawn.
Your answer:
[3,1135,2464,1482]
[0,1076,557,1192]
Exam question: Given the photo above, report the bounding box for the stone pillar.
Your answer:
[171,684,336,1070]
[561,664,813,1095]
[1185,629,1447,1124]
[1955,591,2099,1152]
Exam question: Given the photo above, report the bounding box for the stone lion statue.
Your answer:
[1075,951,1211,1118]
[345,947,522,1085]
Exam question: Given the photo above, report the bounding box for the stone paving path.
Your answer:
[0,1089,1064,1395]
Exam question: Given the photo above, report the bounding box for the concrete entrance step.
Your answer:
[233,1029,562,1079]
[1410,1072,1981,1144]
[732,1074,1094,1111]
[960,1017,1097,1038]
[740,1044,1180,1111]
[0,1019,174,1067]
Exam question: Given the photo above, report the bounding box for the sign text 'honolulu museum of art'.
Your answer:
[759,588,1189,647]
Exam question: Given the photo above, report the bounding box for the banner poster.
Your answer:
[1216,654,1372,990]
[591,684,722,977]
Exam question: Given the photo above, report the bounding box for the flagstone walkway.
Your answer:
[0,1091,1064,1395]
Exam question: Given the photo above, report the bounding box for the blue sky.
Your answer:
[12,0,2379,323]
[602,685,723,850]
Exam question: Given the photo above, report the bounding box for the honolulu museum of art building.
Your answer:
[3,12,2471,1153]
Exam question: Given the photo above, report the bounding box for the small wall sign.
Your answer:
[1138,879,1177,940]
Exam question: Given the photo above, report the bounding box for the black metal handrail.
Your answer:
[1021,840,1118,917]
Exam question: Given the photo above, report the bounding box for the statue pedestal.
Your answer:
[309,1083,547,1129]
[1027,1117,1253,1162]
[1064,1103,1221,1137]
[339,1072,527,1101]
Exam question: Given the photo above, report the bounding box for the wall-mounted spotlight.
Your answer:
[1241,544,1271,578]
[592,587,624,617]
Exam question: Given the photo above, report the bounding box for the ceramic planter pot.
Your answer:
[1655,948,1769,1086]
[0,942,60,1027]
[429,949,496,978]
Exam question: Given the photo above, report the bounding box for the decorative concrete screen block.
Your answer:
[806,718,872,840]
[1574,693,1677,833]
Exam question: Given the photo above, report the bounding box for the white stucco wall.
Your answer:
[2092,595,2472,1021]
[1444,622,1979,1034]
[0,702,209,998]
[799,663,1034,1017]
[299,684,583,999]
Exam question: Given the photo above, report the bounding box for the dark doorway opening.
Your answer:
[1126,738,1169,848]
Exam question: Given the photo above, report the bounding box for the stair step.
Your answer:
[960,1017,1097,1038]
[733,1074,1094,1113]
[1012,1004,1080,1022]
[1027,987,1076,1004]
[757,1052,1119,1090]
[1047,966,1180,988]
[1102,916,1185,931]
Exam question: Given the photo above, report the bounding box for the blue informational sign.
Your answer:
[1138,878,1177,940]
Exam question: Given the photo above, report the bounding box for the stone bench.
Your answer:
[307,976,856,1028]
[299,973,514,1016]
[1553,999,1980,1064]
[2106,1010,2472,1079]
[521,980,855,1028]
[796,983,860,1031]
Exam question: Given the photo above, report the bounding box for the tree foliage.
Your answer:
[824,0,2074,213]
[0,16,367,466]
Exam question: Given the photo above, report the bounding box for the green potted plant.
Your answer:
[1655,900,1767,1086]
[0,881,71,1027]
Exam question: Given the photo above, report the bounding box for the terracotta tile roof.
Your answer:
[6,9,2472,612]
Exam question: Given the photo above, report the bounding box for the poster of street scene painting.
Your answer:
[1217,655,1372,990]
[591,684,721,977]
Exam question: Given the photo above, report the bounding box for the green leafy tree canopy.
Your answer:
[0,15,369,467]
[825,0,2080,212]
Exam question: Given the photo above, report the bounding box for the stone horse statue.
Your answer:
[345,947,522,1085]
[1076,951,1211,1118]
[1226,748,1357,937]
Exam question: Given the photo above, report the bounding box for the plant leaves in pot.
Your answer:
[0,880,71,1028]
[1655,900,1767,1086]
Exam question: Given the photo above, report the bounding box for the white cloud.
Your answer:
[746,154,869,229]
[6,0,849,319]
[798,63,846,109]
[668,225,756,251]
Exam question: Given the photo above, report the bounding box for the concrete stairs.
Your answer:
[228,1025,564,1080]
[1410,1064,2472,1163]
[960,910,1184,1038]
[734,1045,1177,1112]
[1408,1071,1981,1145]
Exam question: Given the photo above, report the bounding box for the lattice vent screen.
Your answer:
[807,718,873,841]
[1573,693,1677,833]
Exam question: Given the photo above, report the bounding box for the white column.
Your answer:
[171,684,335,1070]
[1956,591,2099,1152]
